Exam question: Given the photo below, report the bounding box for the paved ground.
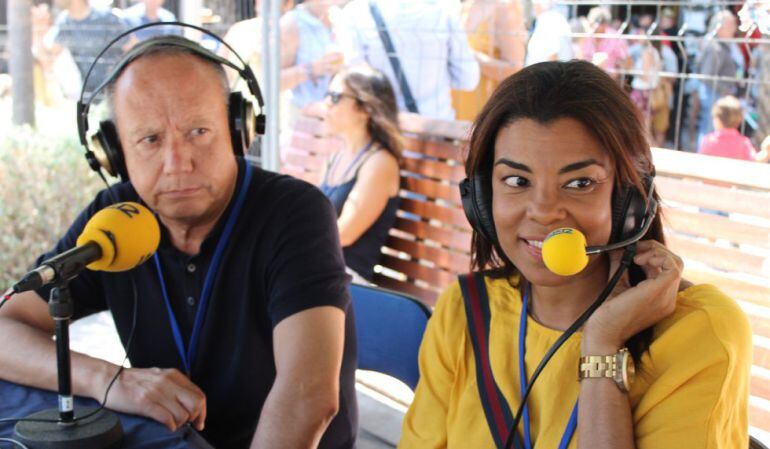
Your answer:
[69,311,407,448]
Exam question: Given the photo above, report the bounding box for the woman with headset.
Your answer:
[399,61,751,448]
[320,65,401,283]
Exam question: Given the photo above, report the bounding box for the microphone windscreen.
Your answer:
[542,228,589,276]
[76,202,160,272]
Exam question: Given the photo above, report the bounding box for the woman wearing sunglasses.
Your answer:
[320,65,401,283]
[399,61,751,449]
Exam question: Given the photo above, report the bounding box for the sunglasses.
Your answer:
[325,91,357,105]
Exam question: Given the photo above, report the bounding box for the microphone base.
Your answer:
[14,408,123,449]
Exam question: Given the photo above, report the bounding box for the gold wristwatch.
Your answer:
[579,347,635,392]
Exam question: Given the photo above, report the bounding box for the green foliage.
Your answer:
[0,126,103,291]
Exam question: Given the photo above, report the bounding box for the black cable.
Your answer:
[504,245,637,449]
[0,273,140,427]
[0,289,14,312]
[0,437,31,449]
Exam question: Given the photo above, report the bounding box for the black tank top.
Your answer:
[319,149,400,281]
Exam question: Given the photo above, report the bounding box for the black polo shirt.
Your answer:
[35,158,357,449]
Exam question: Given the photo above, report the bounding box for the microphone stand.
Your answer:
[13,280,123,449]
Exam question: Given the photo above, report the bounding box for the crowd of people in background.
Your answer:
[13,0,770,164]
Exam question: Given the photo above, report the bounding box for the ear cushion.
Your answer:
[228,92,248,156]
[609,177,651,244]
[92,120,127,181]
[460,175,498,246]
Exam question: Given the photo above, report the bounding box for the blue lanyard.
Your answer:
[519,285,579,449]
[154,162,253,375]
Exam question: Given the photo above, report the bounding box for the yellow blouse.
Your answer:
[399,276,751,448]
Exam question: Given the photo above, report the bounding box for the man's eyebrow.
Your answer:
[493,159,531,172]
[493,158,603,174]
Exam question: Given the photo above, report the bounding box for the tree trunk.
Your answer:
[8,0,34,127]
[755,44,770,149]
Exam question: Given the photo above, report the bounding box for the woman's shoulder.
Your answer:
[357,148,400,184]
[654,284,751,358]
[360,147,399,170]
[433,272,520,323]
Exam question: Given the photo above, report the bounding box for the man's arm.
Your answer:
[0,291,109,398]
[250,306,345,449]
[0,291,206,432]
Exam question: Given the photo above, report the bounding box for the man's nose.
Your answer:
[162,134,194,174]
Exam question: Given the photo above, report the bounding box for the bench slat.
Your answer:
[657,177,770,220]
[402,176,462,205]
[400,198,470,229]
[283,150,327,172]
[750,404,770,431]
[751,375,770,402]
[668,235,766,276]
[289,132,341,156]
[392,217,472,252]
[652,147,770,190]
[293,114,324,135]
[662,207,770,248]
[402,135,465,161]
[379,254,456,291]
[401,158,466,182]
[385,235,471,274]
[682,270,770,308]
[399,112,471,141]
[372,273,439,305]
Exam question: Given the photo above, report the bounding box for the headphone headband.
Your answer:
[77,21,265,147]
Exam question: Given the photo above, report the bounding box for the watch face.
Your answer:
[619,349,635,391]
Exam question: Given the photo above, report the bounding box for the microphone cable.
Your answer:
[0,272,140,427]
[0,289,14,313]
[503,244,637,449]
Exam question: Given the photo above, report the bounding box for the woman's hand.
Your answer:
[582,240,684,354]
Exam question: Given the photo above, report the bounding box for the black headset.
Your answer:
[459,166,658,256]
[76,21,266,182]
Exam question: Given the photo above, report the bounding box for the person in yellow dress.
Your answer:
[399,60,751,449]
[451,0,526,122]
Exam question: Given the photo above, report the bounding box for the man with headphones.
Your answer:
[0,29,357,449]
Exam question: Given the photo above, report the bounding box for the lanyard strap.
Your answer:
[459,273,520,449]
[154,162,254,374]
[323,140,374,187]
[520,285,579,449]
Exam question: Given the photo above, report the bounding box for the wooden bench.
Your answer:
[281,106,770,435]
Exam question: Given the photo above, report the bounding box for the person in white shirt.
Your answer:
[339,0,480,120]
[525,0,574,67]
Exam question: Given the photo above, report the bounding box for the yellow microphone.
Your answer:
[76,202,160,271]
[541,228,590,276]
[12,202,160,292]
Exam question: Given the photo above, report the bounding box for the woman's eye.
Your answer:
[503,176,529,188]
[564,178,595,190]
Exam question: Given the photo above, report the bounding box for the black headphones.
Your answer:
[459,167,657,255]
[76,22,266,182]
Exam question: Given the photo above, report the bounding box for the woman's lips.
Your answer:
[520,238,543,262]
